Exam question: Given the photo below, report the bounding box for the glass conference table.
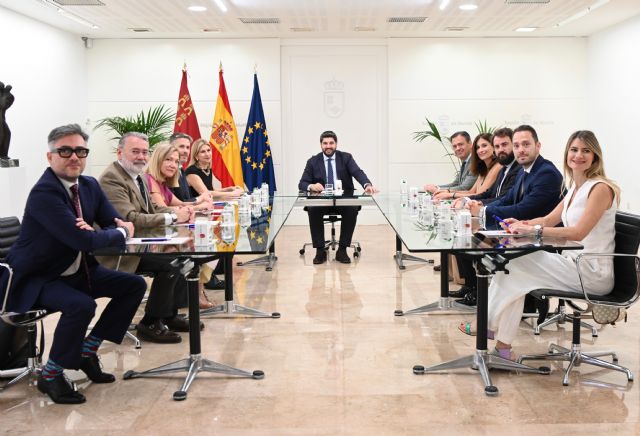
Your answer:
[373,194,583,396]
[96,196,297,400]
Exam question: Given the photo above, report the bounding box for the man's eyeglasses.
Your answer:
[51,147,90,158]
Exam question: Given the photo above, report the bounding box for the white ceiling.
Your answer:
[1,0,639,39]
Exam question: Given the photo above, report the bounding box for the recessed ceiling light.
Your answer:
[188,5,207,12]
[459,4,478,10]
[516,27,537,32]
[202,28,222,32]
[439,0,450,10]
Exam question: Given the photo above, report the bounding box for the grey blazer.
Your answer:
[439,157,477,192]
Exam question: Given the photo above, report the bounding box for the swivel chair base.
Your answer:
[534,299,598,337]
[519,311,633,386]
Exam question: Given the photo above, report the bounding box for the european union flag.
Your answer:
[241,74,276,195]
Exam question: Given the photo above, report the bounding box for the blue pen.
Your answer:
[141,238,169,242]
[492,215,510,228]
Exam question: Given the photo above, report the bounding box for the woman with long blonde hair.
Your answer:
[185,139,244,200]
[459,130,620,360]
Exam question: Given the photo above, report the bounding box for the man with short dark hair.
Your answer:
[459,125,563,306]
[469,125,562,229]
[298,130,378,264]
[423,131,477,195]
[1,124,146,404]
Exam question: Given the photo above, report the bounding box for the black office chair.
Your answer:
[519,211,640,386]
[299,206,362,258]
[0,217,48,391]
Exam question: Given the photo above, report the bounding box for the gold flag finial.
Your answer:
[254,63,257,74]
[182,61,187,72]
[219,61,223,72]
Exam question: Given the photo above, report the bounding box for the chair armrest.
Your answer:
[0,262,14,315]
[576,253,640,307]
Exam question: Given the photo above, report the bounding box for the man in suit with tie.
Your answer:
[452,127,520,302]
[463,127,520,205]
[459,125,563,306]
[99,132,196,344]
[1,124,146,404]
[423,131,478,195]
[298,130,378,264]
[469,125,562,229]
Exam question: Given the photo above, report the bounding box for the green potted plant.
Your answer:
[413,117,458,172]
[94,105,175,151]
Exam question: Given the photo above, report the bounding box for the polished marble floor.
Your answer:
[1,225,639,435]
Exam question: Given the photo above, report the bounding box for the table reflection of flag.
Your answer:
[241,73,276,195]
[247,202,272,252]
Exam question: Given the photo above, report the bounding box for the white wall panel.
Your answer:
[0,7,87,218]
[588,15,640,213]
[388,37,588,193]
[85,38,281,182]
[281,43,387,224]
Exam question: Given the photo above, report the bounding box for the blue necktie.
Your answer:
[327,158,334,185]
[517,172,528,202]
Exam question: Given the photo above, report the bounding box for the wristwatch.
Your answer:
[534,224,543,238]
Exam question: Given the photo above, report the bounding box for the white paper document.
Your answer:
[126,236,192,245]
[477,230,533,237]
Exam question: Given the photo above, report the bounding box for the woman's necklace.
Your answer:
[198,163,211,176]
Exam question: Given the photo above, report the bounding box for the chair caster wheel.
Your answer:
[538,366,551,375]
[271,312,281,318]
[484,386,499,396]
[399,265,406,270]
[394,309,404,316]
[252,370,265,379]
[356,247,362,252]
[299,249,305,255]
[123,370,137,380]
[413,365,425,375]
[354,252,360,258]
[534,331,540,335]
[173,390,187,401]
[563,382,569,386]
[266,267,273,271]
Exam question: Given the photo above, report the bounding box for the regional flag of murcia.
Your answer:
[173,66,202,168]
[209,66,244,188]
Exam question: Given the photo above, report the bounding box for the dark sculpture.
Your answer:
[1,81,15,160]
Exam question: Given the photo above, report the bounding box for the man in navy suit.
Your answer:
[470,125,563,229]
[2,124,146,404]
[298,131,378,264]
[458,125,563,306]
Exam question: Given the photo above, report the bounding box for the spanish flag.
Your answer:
[209,66,244,188]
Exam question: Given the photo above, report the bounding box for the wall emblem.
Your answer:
[323,78,344,118]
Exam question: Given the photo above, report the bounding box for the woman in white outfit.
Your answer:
[460,130,620,359]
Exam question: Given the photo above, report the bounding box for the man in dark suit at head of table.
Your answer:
[298,130,378,265]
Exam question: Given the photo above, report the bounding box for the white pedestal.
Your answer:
[0,166,28,219]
